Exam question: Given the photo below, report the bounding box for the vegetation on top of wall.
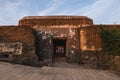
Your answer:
[99,27,120,56]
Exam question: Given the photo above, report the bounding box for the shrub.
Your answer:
[99,27,120,56]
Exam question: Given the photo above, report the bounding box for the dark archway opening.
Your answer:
[53,39,67,62]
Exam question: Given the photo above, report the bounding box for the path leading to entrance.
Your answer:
[0,62,119,80]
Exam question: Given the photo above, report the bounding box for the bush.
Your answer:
[99,27,120,56]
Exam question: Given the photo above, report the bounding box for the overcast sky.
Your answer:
[0,0,120,25]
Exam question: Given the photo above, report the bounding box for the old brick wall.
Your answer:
[80,25,120,51]
[113,56,120,71]
[80,26,102,51]
[19,16,93,27]
[79,25,120,71]
[18,16,94,64]
[0,26,37,64]
[18,16,120,70]
[33,25,81,63]
[32,29,53,65]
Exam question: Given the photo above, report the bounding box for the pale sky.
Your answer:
[0,0,120,25]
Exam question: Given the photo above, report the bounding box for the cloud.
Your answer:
[56,0,120,24]
[0,0,120,25]
[79,0,120,24]
[38,0,66,15]
[77,0,116,24]
[0,0,28,25]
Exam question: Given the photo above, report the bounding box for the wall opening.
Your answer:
[0,53,10,62]
[0,53,9,58]
[52,38,67,62]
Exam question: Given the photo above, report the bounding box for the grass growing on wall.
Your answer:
[99,27,120,56]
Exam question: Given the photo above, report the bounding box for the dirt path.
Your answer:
[0,62,119,80]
